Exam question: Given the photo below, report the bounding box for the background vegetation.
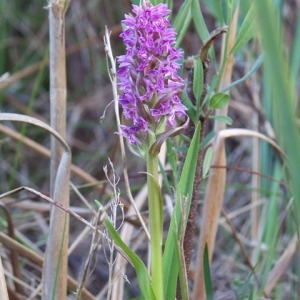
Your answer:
[0,0,299,299]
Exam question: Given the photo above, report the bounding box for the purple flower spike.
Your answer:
[117,0,187,149]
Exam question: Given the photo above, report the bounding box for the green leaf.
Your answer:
[205,74,219,102]
[191,0,210,41]
[230,4,255,55]
[200,130,215,149]
[211,115,233,125]
[209,92,230,109]
[193,58,203,105]
[260,163,282,289]
[105,219,156,300]
[174,232,189,300]
[221,0,229,24]
[166,0,173,11]
[163,122,201,300]
[181,92,197,123]
[191,0,217,65]
[173,0,193,47]
[203,244,213,300]
[290,7,300,79]
[202,146,213,178]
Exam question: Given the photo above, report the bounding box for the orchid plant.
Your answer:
[105,0,228,299]
[117,2,189,299]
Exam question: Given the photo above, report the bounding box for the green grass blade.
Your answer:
[163,122,201,300]
[221,0,229,24]
[175,238,188,300]
[230,4,255,55]
[193,58,203,103]
[203,244,213,300]
[174,0,193,47]
[166,0,173,11]
[254,1,300,221]
[259,163,281,292]
[290,11,300,80]
[191,0,210,42]
[105,219,156,300]
[176,123,201,198]
[150,0,159,5]
[202,146,213,178]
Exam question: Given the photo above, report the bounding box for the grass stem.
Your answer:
[147,152,164,300]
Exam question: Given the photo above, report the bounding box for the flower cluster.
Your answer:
[117,0,187,147]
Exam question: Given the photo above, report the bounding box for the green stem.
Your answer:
[147,152,164,300]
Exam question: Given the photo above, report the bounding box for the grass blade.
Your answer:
[254,1,300,223]
[191,0,210,42]
[105,219,156,300]
[230,4,255,55]
[174,0,193,47]
[163,122,201,300]
[203,244,213,300]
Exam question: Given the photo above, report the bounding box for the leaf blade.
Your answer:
[163,122,201,299]
[105,219,156,300]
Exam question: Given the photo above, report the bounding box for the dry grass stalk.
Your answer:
[249,78,262,263]
[264,234,298,297]
[0,204,23,295]
[48,0,68,191]
[0,255,9,300]
[43,1,70,298]
[192,5,239,299]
